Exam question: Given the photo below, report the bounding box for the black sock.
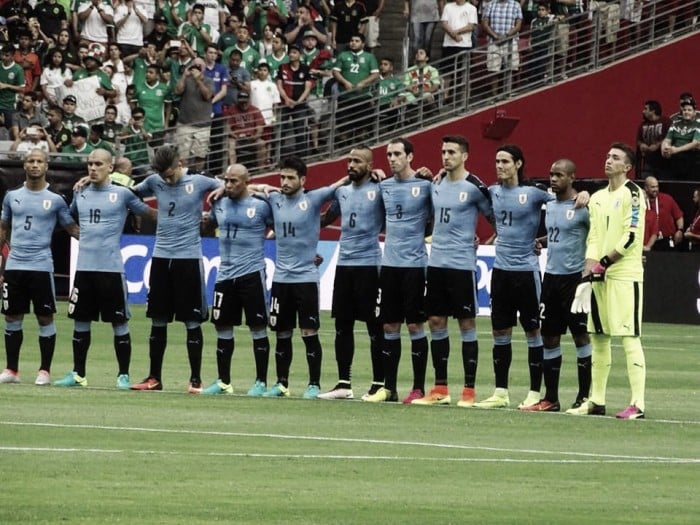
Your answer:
[383,337,401,392]
[216,337,234,384]
[462,340,478,388]
[367,320,384,384]
[430,337,449,385]
[114,334,131,375]
[72,330,91,377]
[577,355,592,401]
[543,355,562,402]
[528,345,544,392]
[303,333,322,386]
[334,319,354,383]
[4,329,23,371]
[39,334,56,372]
[493,343,512,389]
[148,325,167,380]
[275,336,292,387]
[252,335,270,384]
[411,336,428,392]
[186,326,203,382]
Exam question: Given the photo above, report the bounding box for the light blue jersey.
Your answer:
[210,195,273,280]
[133,171,221,259]
[267,186,336,283]
[544,199,589,275]
[329,180,384,266]
[380,176,432,268]
[71,183,151,272]
[490,184,554,271]
[1,184,74,272]
[429,173,493,271]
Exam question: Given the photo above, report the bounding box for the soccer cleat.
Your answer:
[565,399,606,416]
[201,380,233,395]
[34,370,50,386]
[302,384,321,399]
[615,405,645,420]
[518,390,541,409]
[402,388,425,404]
[0,369,20,384]
[53,371,87,388]
[317,384,354,400]
[570,398,587,410]
[520,399,561,412]
[363,387,399,403]
[262,383,290,397]
[361,382,383,401]
[474,388,510,409]
[116,374,131,390]
[130,376,163,391]
[411,385,451,405]
[457,387,476,408]
[247,380,267,397]
[188,379,203,394]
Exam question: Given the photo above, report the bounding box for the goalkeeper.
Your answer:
[568,143,647,420]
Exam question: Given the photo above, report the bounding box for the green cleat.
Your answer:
[247,380,267,397]
[262,383,290,397]
[116,374,130,390]
[474,388,510,409]
[54,371,87,388]
[363,387,399,403]
[201,380,233,395]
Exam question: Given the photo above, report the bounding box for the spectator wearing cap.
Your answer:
[146,14,173,53]
[77,0,114,45]
[0,17,8,43]
[72,44,118,100]
[13,31,41,93]
[284,4,327,49]
[61,94,87,132]
[0,0,35,44]
[661,97,700,180]
[44,105,71,151]
[101,104,124,144]
[10,91,47,140]
[119,105,151,169]
[34,0,68,41]
[226,90,266,167]
[88,123,116,155]
[114,0,149,58]
[178,3,214,57]
[60,124,95,162]
[0,44,25,132]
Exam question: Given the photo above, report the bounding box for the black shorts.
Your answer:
[426,266,477,319]
[490,268,541,332]
[68,271,130,323]
[147,257,208,323]
[269,282,320,332]
[331,265,380,322]
[1,270,56,316]
[211,270,268,328]
[378,266,426,324]
[540,272,588,337]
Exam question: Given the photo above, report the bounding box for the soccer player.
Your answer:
[317,146,385,400]
[0,149,78,386]
[54,149,156,389]
[521,159,591,412]
[412,135,494,407]
[201,164,274,396]
[260,156,348,399]
[364,137,433,404]
[475,144,555,410]
[129,145,221,393]
[567,143,647,420]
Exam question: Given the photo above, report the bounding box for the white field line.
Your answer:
[1,421,699,463]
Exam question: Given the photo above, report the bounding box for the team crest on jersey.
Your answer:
[518,194,527,204]
[459,192,468,202]
[42,199,52,210]
[109,193,118,203]
[411,186,421,197]
[299,200,309,211]
[185,183,194,194]
[367,190,376,201]
[566,209,575,220]
[212,309,220,320]
[246,207,256,218]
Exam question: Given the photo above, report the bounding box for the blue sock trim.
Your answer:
[460,328,477,342]
[576,343,592,359]
[217,328,234,339]
[152,319,168,328]
[277,330,293,340]
[6,320,22,331]
[430,328,449,340]
[527,335,543,347]
[251,329,267,340]
[74,321,91,332]
[184,321,201,330]
[39,323,56,337]
[384,331,400,341]
[494,334,511,345]
[543,346,562,360]
[409,329,425,341]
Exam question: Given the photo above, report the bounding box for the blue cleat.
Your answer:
[247,380,267,397]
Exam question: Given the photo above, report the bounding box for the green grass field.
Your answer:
[2,305,699,524]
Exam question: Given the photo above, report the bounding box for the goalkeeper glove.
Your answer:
[571,281,593,314]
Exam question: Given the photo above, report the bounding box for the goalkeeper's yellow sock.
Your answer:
[590,334,611,406]
[622,336,646,412]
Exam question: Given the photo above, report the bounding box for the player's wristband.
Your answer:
[599,255,613,268]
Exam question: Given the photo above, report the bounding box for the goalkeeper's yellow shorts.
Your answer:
[589,279,643,337]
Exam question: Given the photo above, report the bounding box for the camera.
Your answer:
[263,0,276,9]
